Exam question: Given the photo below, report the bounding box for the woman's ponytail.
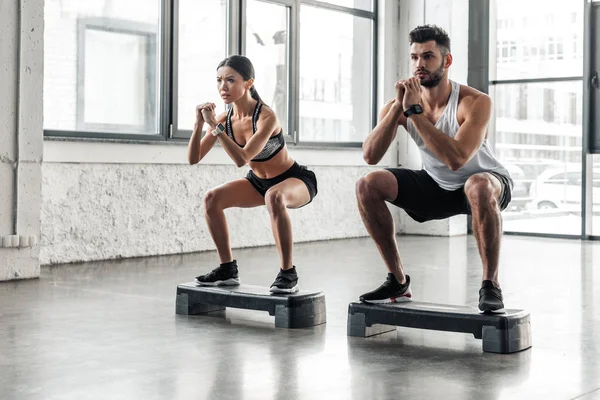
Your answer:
[249,85,263,104]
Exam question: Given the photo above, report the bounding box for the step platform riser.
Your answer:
[176,283,326,329]
[347,301,531,354]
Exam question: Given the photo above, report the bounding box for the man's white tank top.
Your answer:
[406,80,512,191]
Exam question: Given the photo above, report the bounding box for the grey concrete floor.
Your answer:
[1,234,599,400]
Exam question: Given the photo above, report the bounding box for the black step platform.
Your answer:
[347,301,531,354]
[176,282,326,329]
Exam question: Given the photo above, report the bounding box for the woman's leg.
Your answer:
[204,178,265,263]
[264,178,310,270]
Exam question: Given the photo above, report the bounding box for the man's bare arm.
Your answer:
[362,99,405,165]
[408,94,492,171]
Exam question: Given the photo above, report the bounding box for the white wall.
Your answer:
[41,145,382,265]
[0,0,44,280]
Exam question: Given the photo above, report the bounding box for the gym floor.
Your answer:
[1,234,599,400]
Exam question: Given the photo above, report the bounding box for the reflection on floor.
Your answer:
[1,235,599,400]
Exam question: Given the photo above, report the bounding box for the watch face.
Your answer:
[216,122,226,132]
[414,104,423,113]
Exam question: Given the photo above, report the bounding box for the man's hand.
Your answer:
[401,77,422,110]
[395,80,406,106]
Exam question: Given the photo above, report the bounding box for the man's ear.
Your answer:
[444,53,453,69]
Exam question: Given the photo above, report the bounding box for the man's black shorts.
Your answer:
[384,168,512,223]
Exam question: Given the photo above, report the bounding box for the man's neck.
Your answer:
[421,78,452,110]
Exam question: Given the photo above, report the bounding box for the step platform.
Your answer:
[176,282,326,329]
[347,301,531,354]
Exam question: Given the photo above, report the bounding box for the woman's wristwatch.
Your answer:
[212,122,226,136]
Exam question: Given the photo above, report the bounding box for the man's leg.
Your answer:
[355,170,417,304]
[464,173,503,284]
[464,173,505,312]
[355,170,406,284]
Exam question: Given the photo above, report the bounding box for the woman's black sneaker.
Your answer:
[359,273,412,304]
[270,267,299,293]
[478,280,505,314]
[195,261,240,286]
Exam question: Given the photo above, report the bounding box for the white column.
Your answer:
[397,0,470,237]
[0,0,44,281]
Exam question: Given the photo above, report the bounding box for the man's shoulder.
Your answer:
[457,84,492,114]
[457,84,490,103]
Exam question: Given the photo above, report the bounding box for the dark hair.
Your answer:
[217,55,263,103]
[408,25,451,56]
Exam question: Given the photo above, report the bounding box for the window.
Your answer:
[44,0,161,137]
[78,20,157,134]
[43,0,377,146]
[176,0,228,133]
[299,4,373,143]
[245,0,291,138]
[492,0,583,80]
[490,0,584,236]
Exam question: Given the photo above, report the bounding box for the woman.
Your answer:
[188,55,318,293]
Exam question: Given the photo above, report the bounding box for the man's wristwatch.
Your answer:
[211,122,226,136]
[403,104,423,118]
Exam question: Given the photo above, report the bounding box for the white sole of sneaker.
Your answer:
[194,278,240,286]
[361,295,412,304]
[479,308,506,314]
[269,285,299,294]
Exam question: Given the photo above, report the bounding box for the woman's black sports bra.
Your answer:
[225,101,285,162]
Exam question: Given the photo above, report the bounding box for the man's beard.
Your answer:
[415,60,445,88]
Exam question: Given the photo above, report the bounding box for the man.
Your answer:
[356,25,512,313]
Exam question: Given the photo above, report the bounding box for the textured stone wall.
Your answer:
[41,163,378,265]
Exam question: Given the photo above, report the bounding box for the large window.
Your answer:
[245,0,291,139]
[299,5,373,143]
[490,0,584,236]
[44,0,161,137]
[43,0,377,146]
[176,0,228,133]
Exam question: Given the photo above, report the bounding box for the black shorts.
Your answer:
[385,168,512,223]
[246,162,318,207]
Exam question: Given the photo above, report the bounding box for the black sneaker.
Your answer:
[195,261,240,286]
[478,280,505,314]
[270,267,299,294]
[359,273,412,304]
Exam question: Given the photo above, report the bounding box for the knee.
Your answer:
[356,174,379,201]
[203,189,221,213]
[465,174,497,210]
[265,190,286,215]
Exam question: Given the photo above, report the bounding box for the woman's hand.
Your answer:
[197,102,217,127]
[196,102,216,125]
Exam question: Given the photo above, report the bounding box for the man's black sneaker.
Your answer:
[270,267,299,294]
[195,261,240,286]
[359,273,412,304]
[478,280,505,314]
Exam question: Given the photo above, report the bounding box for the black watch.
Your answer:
[403,104,423,118]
